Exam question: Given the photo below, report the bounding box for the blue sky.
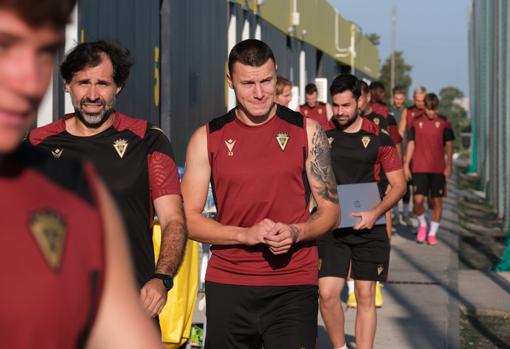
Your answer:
[329,0,470,96]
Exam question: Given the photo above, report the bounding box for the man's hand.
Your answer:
[444,165,452,178]
[404,165,412,181]
[140,278,168,318]
[352,210,380,230]
[240,219,275,245]
[264,223,300,255]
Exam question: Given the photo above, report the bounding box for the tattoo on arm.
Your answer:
[309,124,338,203]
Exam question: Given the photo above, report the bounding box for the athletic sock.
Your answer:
[417,214,427,227]
[429,221,440,236]
[347,280,355,294]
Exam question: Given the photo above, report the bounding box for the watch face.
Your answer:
[163,276,173,290]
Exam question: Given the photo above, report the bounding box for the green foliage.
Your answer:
[366,33,381,46]
[379,51,412,97]
[438,86,469,153]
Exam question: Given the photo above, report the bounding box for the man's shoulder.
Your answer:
[208,109,236,134]
[276,104,304,128]
[28,117,67,146]
[112,112,148,139]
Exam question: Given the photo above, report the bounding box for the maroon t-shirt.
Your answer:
[299,102,330,130]
[408,114,455,173]
[0,144,104,348]
[206,105,317,286]
[405,105,425,132]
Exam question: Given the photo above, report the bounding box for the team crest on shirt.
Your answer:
[51,148,64,159]
[303,109,308,116]
[276,131,290,151]
[377,264,384,276]
[361,136,371,148]
[29,210,67,271]
[113,138,129,158]
[328,137,334,145]
[418,122,423,128]
[224,139,236,156]
[435,121,441,128]
[373,117,380,126]
[318,108,323,115]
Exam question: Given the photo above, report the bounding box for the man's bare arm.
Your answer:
[398,108,408,137]
[294,120,339,241]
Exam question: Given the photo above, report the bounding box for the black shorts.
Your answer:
[317,225,390,282]
[412,173,446,198]
[204,281,318,349]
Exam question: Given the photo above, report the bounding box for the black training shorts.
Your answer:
[204,281,318,349]
[412,173,446,198]
[317,225,390,282]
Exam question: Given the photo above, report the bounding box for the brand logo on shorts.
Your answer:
[276,131,290,151]
[413,185,417,192]
[29,210,67,271]
[361,136,371,148]
[435,121,441,128]
[318,258,322,271]
[439,189,443,195]
[51,148,64,159]
[377,264,384,276]
[373,117,380,126]
[224,139,236,156]
[113,139,128,158]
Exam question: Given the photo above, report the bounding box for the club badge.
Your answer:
[51,148,64,159]
[328,137,334,145]
[113,139,128,158]
[276,131,290,151]
[224,139,236,156]
[303,109,308,116]
[373,117,380,126]
[435,121,441,128]
[419,122,423,128]
[377,264,384,276]
[29,210,67,271]
[361,135,371,148]
[318,108,323,115]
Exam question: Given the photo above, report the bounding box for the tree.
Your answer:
[438,86,469,153]
[366,33,380,46]
[379,51,412,99]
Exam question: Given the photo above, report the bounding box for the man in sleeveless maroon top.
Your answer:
[182,39,339,349]
[299,82,333,130]
[0,1,163,348]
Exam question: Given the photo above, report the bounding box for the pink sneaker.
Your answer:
[427,235,438,245]
[416,225,427,244]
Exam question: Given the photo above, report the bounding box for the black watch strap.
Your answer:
[153,273,173,290]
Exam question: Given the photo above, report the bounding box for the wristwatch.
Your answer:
[153,273,173,291]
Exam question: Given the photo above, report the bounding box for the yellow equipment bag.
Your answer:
[153,223,199,348]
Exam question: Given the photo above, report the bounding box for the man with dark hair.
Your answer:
[404,93,454,245]
[182,39,339,349]
[299,82,333,130]
[319,74,405,349]
[398,85,427,226]
[0,2,163,348]
[29,40,187,319]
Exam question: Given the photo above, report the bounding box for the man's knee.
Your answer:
[354,283,375,308]
[319,278,343,304]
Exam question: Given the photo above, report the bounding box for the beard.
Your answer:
[334,110,359,130]
[73,95,116,129]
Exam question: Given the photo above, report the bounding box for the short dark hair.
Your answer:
[369,81,385,91]
[329,74,362,100]
[276,76,292,96]
[60,40,133,88]
[0,0,76,28]
[305,83,318,95]
[228,39,275,75]
[359,80,370,96]
[392,86,406,96]
[424,93,440,110]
